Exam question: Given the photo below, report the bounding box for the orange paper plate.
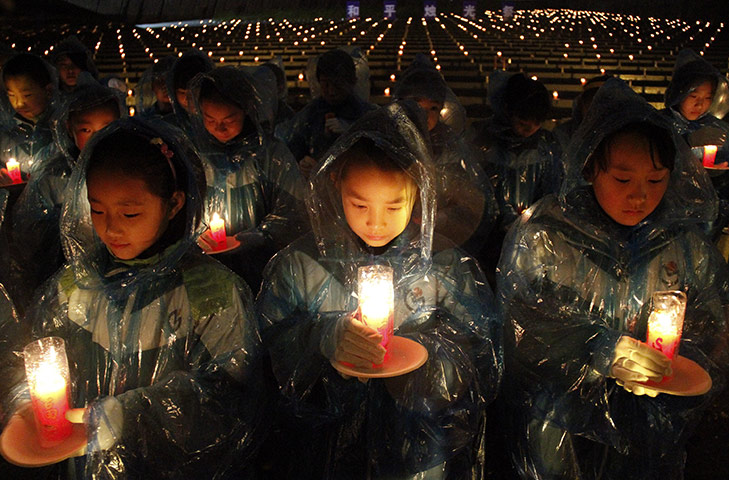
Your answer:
[640,355,712,397]
[330,336,428,378]
[0,404,87,467]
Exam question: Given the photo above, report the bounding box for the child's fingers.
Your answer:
[346,318,383,342]
[340,332,386,363]
[65,407,86,424]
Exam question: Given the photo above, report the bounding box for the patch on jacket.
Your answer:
[660,261,679,288]
[405,286,425,311]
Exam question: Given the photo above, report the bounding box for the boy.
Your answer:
[11,84,123,311]
[499,78,729,479]
[276,48,377,178]
[51,36,98,94]
[1,53,57,177]
[189,66,308,291]
[394,55,498,258]
[257,102,502,478]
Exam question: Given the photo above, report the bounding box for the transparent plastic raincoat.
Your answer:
[163,50,213,135]
[188,66,308,289]
[498,78,729,479]
[257,102,502,479]
[663,49,729,146]
[7,118,266,478]
[469,70,562,232]
[662,49,729,235]
[10,83,125,310]
[0,55,58,176]
[393,55,497,256]
[275,48,377,162]
[50,36,99,96]
[135,56,175,120]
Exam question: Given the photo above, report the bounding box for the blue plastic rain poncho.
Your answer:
[188,66,309,290]
[393,54,498,257]
[257,102,502,479]
[7,118,266,478]
[497,78,729,479]
[469,70,562,233]
[134,56,175,120]
[163,50,213,135]
[275,48,378,163]
[10,83,125,311]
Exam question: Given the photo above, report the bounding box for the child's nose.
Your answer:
[105,216,123,235]
[628,183,647,204]
[366,209,384,228]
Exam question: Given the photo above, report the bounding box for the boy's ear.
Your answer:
[168,191,186,219]
[330,171,339,188]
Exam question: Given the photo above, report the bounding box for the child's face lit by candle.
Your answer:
[87,171,185,260]
[591,131,669,226]
[340,162,416,248]
[678,81,714,121]
[201,99,245,144]
[4,74,52,122]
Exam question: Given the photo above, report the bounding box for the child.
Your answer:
[276,48,377,178]
[0,53,57,176]
[136,56,174,120]
[394,54,498,258]
[10,83,123,311]
[51,36,99,95]
[662,49,729,148]
[553,74,611,152]
[188,66,308,291]
[258,59,295,129]
[257,103,502,479]
[164,50,212,134]
[498,78,729,479]
[7,118,266,478]
[468,71,562,283]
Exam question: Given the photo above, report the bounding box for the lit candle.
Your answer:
[6,158,21,184]
[646,290,687,360]
[703,145,718,167]
[209,212,226,248]
[357,265,394,349]
[23,337,73,448]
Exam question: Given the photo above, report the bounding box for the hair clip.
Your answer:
[150,137,174,160]
[150,137,178,186]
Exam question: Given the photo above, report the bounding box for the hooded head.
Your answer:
[61,118,206,283]
[393,54,467,133]
[51,83,126,165]
[51,36,99,90]
[664,49,729,121]
[2,53,56,123]
[306,47,371,104]
[308,101,435,261]
[561,78,716,231]
[167,51,213,115]
[135,55,175,115]
[188,66,265,146]
[488,71,551,139]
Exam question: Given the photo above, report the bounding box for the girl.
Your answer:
[257,103,502,479]
[498,78,729,479]
[8,118,265,478]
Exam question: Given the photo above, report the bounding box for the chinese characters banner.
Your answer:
[347,1,360,19]
[463,1,477,19]
[424,1,436,18]
[384,0,396,19]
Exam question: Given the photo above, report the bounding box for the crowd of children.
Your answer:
[0,34,727,480]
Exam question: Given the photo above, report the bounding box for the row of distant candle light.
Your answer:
[4,8,723,105]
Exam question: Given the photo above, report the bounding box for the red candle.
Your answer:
[209,212,226,248]
[6,158,21,184]
[358,265,394,351]
[23,337,73,448]
[646,291,686,360]
[703,145,718,167]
